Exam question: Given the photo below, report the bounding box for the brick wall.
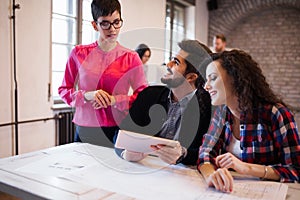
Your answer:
[208,0,300,125]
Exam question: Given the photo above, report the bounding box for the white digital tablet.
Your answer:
[115,130,179,153]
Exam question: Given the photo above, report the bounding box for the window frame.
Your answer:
[51,0,97,104]
[165,0,187,63]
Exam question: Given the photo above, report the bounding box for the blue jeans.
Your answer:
[74,126,82,142]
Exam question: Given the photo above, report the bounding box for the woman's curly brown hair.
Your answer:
[211,49,286,112]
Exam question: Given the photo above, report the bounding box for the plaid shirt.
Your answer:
[198,104,300,183]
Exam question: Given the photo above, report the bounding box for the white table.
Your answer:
[0,143,299,200]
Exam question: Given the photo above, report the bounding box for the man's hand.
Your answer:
[150,142,184,164]
[122,150,147,162]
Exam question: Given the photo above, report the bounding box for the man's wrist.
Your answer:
[175,147,187,164]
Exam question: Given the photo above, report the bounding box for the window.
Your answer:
[81,0,99,45]
[51,0,98,102]
[165,0,186,64]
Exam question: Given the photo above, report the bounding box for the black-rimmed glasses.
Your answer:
[97,19,123,30]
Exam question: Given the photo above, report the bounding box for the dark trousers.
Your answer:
[74,125,119,148]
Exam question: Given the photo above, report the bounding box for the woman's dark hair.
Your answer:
[135,44,151,60]
[91,0,121,22]
[211,49,287,111]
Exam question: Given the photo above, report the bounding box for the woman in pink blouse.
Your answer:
[58,0,147,146]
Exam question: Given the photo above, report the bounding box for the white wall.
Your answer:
[195,0,209,45]
[119,0,166,84]
[186,6,196,39]
[0,0,55,157]
[0,0,14,157]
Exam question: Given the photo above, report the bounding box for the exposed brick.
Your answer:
[208,0,300,123]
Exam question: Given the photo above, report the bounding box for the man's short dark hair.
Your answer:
[178,40,212,73]
[91,0,121,22]
[215,34,226,42]
[178,40,212,88]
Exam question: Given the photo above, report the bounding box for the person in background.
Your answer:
[198,50,300,193]
[58,0,147,147]
[135,43,151,79]
[115,40,212,165]
[213,34,226,53]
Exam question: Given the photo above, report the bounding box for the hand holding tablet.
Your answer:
[115,130,179,154]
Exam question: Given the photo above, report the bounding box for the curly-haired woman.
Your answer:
[198,50,300,193]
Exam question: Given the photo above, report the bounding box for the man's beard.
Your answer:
[215,46,223,53]
[161,76,185,88]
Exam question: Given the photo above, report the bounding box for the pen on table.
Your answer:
[148,154,158,157]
